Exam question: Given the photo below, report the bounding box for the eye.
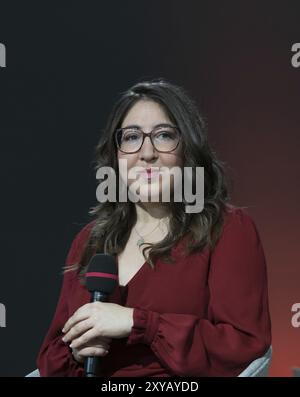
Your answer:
[122,130,141,142]
[154,129,177,141]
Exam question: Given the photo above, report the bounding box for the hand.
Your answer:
[62,302,134,350]
[71,336,111,364]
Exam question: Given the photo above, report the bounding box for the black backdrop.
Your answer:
[1,1,300,377]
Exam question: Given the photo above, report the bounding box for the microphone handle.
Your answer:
[91,291,108,303]
[84,291,108,377]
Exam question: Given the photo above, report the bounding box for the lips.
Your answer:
[139,168,160,180]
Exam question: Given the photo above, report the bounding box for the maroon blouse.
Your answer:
[37,207,271,377]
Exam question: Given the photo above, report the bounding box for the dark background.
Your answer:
[0,1,299,376]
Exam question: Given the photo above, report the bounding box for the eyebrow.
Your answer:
[122,123,174,129]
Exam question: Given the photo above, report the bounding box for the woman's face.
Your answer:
[117,99,183,203]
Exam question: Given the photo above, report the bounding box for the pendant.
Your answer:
[137,238,144,247]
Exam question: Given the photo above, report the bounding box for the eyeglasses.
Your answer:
[115,125,181,154]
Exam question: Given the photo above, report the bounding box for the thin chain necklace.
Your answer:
[134,220,162,247]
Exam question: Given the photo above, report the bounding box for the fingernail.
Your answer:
[62,328,66,333]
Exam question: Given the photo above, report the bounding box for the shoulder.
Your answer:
[214,205,264,256]
[222,205,260,237]
[72,220,96,245]
[209,205,268,290]
[65,220,96,265]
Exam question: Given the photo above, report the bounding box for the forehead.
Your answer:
[121,99,172,129]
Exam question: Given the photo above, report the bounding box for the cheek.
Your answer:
[160,151,183,193]
[160,152,183,168]
[175,146,184,168]
[118,153,136,168]
[118,153,138,184]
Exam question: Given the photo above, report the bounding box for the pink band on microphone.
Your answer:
[86,272,118,280]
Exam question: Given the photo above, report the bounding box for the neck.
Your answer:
[135,202,170,225]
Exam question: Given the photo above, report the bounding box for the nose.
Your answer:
[138,134,158,161]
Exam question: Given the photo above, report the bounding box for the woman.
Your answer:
[37,79,271,377]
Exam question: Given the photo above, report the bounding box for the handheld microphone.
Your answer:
[84,253,118,377]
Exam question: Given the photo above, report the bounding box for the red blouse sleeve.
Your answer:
[37,223,94,377]
[126,209,272,376]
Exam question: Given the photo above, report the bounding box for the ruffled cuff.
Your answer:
[126,308,160,346]
[38,341,85,377]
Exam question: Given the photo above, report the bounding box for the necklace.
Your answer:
[134,220,162,247]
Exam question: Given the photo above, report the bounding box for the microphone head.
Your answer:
[85,254,118,294]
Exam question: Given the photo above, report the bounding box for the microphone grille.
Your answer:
[85,254,118,294]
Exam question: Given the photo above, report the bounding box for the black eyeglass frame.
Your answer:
[114,125,181,154]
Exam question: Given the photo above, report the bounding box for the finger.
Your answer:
[80,336,112,350]
[62,303,93,333]
[90,339,111,351]
[73,338,111,354]
[62,319,93,343]
[97,336,112,344]
[74,346,109,358]
[69,328,99,349]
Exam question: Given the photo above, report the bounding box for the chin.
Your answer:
[129,182,162,203]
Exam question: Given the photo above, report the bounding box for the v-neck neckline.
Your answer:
[115,255,148,289]
[114,235,184,290]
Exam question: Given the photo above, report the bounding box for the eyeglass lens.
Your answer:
[117,127,179,153]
